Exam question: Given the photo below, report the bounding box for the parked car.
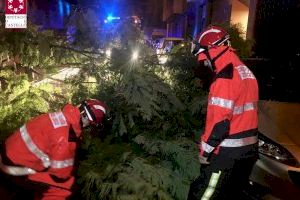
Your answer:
[249,100,300,200]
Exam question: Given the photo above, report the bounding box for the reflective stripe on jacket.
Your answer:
[200,47,259,157]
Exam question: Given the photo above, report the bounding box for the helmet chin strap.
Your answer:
[203,46,230,71]
[204,59,213,71]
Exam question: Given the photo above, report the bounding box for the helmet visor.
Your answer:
[191,41,206,56]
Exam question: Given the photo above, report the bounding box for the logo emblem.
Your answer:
[7,0,25,13]
[5,0,27,28]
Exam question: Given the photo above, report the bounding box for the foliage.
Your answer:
[1,16,66,72]
[213,23,254,58]
[69,42,202,199]
[66,10,205,199]
[0,70,59,141]
[75,133,200,200]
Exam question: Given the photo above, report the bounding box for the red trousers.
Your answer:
[34,186,72,200]
[29,173,74,200]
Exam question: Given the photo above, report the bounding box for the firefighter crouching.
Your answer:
[0,99,107,200]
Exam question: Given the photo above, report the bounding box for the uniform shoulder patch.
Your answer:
[236,65,255,80]
[49,111,68,129]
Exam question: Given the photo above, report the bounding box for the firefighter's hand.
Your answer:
[199,155,210,165]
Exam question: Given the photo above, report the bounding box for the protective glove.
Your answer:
[199,155,210,165]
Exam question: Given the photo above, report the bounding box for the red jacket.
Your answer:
[3,104,81,189]
[199,47,259,158]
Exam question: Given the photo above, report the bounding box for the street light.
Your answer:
[104,15,121,23]
[105,49,111,58]
[132,50,139,60]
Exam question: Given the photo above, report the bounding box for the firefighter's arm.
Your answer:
[27,135,76,189]
[199,78,235,159]
[47,138,76,181]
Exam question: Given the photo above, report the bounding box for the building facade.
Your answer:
[187,0,300,56]
[161,0,257,40]
[28,0,72,29]
[186,0,208,38]
[199,0,257,40]
[162,0,187,38]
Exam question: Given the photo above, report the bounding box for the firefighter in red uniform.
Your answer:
[0,99,107,200]
[188,26,259,200]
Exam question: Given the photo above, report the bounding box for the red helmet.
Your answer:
[192,26,230,56]
[80,99,107,127]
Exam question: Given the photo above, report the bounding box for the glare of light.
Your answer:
[111,16,120,20]
[105,49,111,58]
[134,19,138,24]
[58,0,63,17]
[107,14,113,21]
[104,14,121,23]
[158,56,168,64]
[65,2,70,15]
[132,51,139,60]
